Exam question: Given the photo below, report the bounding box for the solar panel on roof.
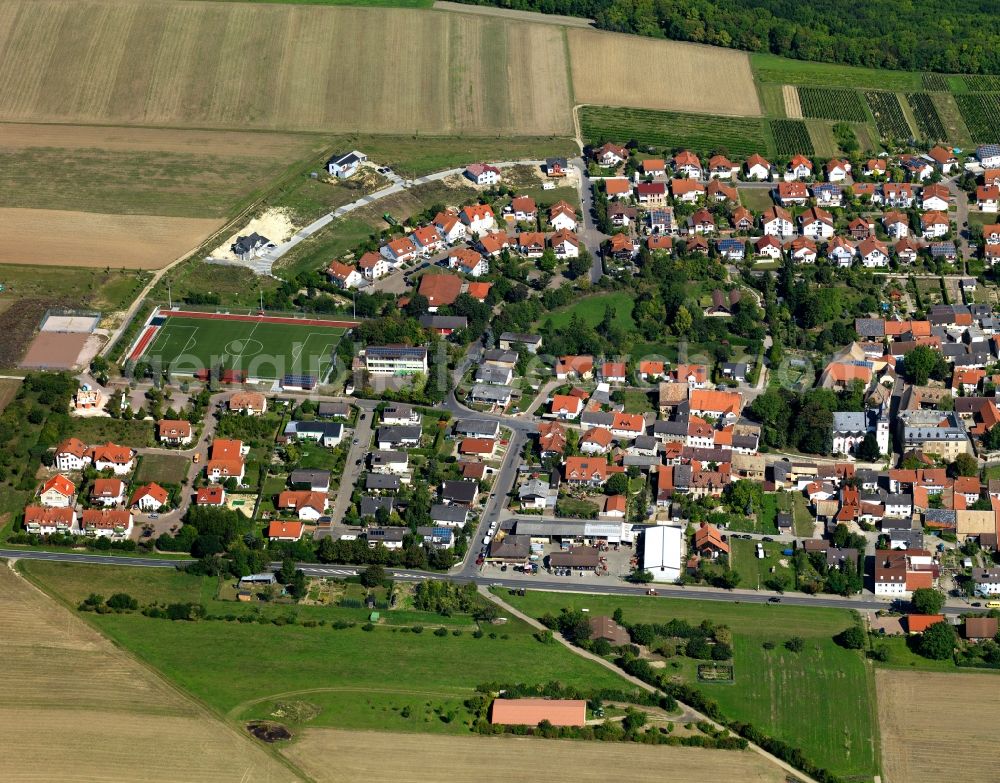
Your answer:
[283,374,317,389]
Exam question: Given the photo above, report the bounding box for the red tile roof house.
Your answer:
[776,180,809,206]
[130,482,169,512]
[207,439,247,484]
[380,235,418,264]
[671,178,705,203]
[550,394,584,420]
[921,211,950,239]
[81,508,133,539]
[580,426,614,454]
[600,361,627,383]
[549,229,580,259]
[490,698,586,727]
[418,272,463,310]
[563,457,623,486]
[91,478,125,507]
[603,177,632,199]
[410,224,445,254]
[448,247,489,277]
[358,250,391,280]
[928,145,958,173]
[921,183,950,211]
[327,260,364,289]
[555,355,594,380]
[548,201,578,231]
[268,520,305,542]
[158,419,193,445]
[905,614,946,634]
[636,181,667,206]
[673,150,702,178]
[510,195,537,222]
[431,210,466,244]
[459,203,496,234]
[459,437,496,458]
[196,485,226,506]
[638,360,665,381]
[708,154,738,179]
[24,505,77,536]
[594,142,628,167]
[744,154,771,181]
[517,232,547,258]
[693,521,729,558]
[477,231,512,257]
[277,490,328,521]
[55,437,88,471]
[39,474,75,508]
[90,443,136,476]
[977,185,1000,213]
[784,155,813,180]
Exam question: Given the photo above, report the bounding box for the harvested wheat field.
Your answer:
[0,564,298,782]
[284,728,786,783]
[568,28,761,117]
[0,208,220,269]
[0,0,573,136]
[877,669,1000,783]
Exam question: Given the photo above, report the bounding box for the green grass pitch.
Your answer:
[141,316,346,381]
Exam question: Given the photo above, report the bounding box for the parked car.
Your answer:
[762,536,774,542]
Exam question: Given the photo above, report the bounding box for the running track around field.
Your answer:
[165,311,360,329]
[130,326,159,362]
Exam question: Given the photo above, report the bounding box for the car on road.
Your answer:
[768,597,782,603]
[360,414,366,421]
[149,514,159,520]
[475,555,484,566]
[762,536,774,542]
[972,602,982,607]
[355,458,362,466]
[353,438,358,445]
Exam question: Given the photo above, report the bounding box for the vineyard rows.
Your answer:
[770,119,814,155]
[921,73,951,91]
[963,75,1000,92]
[579,107,768,157]
[864,91,911,139]
[955,93,1000,143]
[905,93,947,141]
[797,87,869,122]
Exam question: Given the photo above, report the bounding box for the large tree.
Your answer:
[911,587,945,615]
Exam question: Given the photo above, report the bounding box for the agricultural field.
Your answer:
[955,93,1000,144]
[579,107,769,157]
[0,208,221,270]
[22,562,630,736]
[0,123,325,218]
[962,75,1000,92]
[877,670,1000,783]
[0,564,296,783]
[864,91,912,139]
[921,73,951,91]
[804,121,839,158]
[752,53,923,91]
[499,590,880,779]
[137,314,348,381]
[797,87,868,123]
[928,93,973,149]
[569,29,761,117]
[905,93,948,141]
[769,119,813,155]
[0,0,573,136]
[284,729,788,783]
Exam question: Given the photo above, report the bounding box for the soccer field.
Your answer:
[139,315,347,382]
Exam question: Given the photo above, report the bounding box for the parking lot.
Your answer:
[478,538,636,583]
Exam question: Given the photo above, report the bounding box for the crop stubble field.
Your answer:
[877,669,1000,783]
[0,564,296,783]
[284,729,787,783]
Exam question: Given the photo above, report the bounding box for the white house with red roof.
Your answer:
[91,478,125,507]
[549,229,580,259]
[358,251,391,280]
[784,155,813,181]
[799,206,835,239]
[460,204,496,234]
[411,225,445,254]
[448,247,489,277]
[328,260,364,289]
[921,184,950,212]
[744,154,771,181]
[24,506,77,536]
[883,211,910,238]
[673,150,702,178]
[921,211,950,239]
[859,238,890,268]
[196,485,226,506]
[268,520,305,542]
[55,438,88,472]
[977,185,999,213]
[825,158,851,182]
[90,443,136,475]
[595,142,628,167]
[707,154,737,180]
[761,206,794,237]
[510,195,537,222]
[432,211,467,244]
[81,509,133,539]
[600,362,627,384]
[464,163,501,186]
[928,145,958,173]
[39,475,75,508]
[131,482,169,512]
[380,236,418,264]
[548,201,578,231]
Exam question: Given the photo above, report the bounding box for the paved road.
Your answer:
[328,401,377,524]
[570,156,609,283]
[2,546,979,616]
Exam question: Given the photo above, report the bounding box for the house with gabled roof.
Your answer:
[131,482,169,512]
[432,210,466,244]
[510,195,537,222]
[825,158,851,182]
[328,260,363,289]
[731,206,754,232]
[671,178,705,203]
[381,235,418,264]
[464,163,501,186]
[448,247,488,277]
[776,181,809,206]
[799,206,835,239]
[977,185,999,213]
[788,236,818,264]
[827,236,855,267]
[858,238,890,268]
[460,203,496,234]
[761,205,794,237]
[39,475,75,508]
[24,505,77,536]
[745,154,771,181]
[549,229,580,259]
[595,142,628,167]
[91,478,125,507]
[410,224,445,254]
[673,150,702,178]
[358,250,391,280]
[785,155,813,181]
[921,211,950,239]
[90,443,135,475]
[548,201,578,231]
[158,419,192,445]
[708,154,737,179]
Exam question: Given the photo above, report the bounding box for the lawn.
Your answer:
[70,417,155,448]
[622,389,654,414]
[792,493,816,537]
[134,453,190,485]
[497,590,880,779]
[22,563,630,735]
[541,292,636,332]
[730,539,795,590]
[737,187,774,213]
[0,378,21,414]
[139,315,346,381]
